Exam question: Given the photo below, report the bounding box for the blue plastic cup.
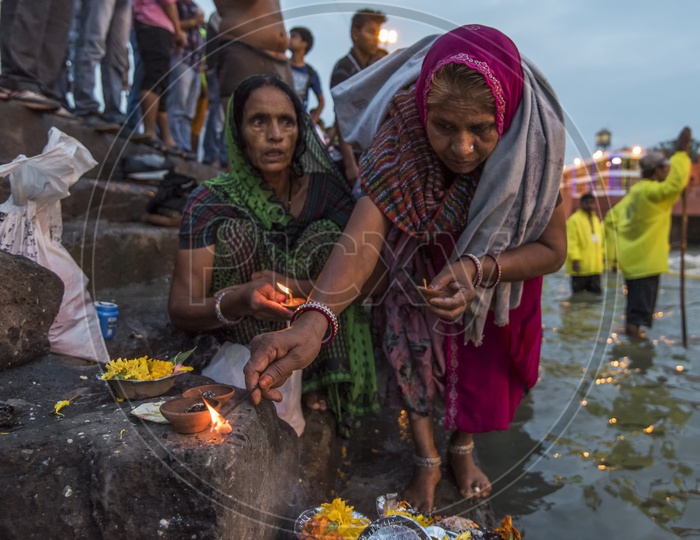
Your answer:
[94,301,119,340]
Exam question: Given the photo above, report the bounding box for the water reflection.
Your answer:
[483,265,700,539]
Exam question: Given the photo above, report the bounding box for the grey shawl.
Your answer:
[332,35,565,344]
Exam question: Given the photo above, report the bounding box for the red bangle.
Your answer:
[459,253,483,288]
[481,253,502,289]
[289,301,339,347]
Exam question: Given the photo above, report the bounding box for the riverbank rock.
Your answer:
[0,251,64,372]
[0,354,300,539]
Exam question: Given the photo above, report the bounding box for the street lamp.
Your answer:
[595,129,612,150]
[379,29,398,45]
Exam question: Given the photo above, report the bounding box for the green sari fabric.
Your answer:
[204,90,378,433]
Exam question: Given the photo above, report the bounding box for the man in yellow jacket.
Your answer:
[566,193,604,293]
[609,127,692,338]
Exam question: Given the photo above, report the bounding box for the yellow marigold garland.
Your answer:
[300,498,370,540]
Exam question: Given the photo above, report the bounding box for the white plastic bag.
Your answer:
[202,342,305,436]
[0,128,109,363]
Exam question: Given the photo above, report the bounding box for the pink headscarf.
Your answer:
[415,25,524,137]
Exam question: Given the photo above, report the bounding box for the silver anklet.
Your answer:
[448,441,474,455]
[413,454,442,468]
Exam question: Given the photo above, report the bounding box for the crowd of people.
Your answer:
[0,0,383,167]
[2,0,693,516]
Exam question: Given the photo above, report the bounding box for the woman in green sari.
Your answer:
[168,75,377,436]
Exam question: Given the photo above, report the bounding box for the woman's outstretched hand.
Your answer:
[243,282,291,321]
[244,311,328,404]
[426,260,477,321]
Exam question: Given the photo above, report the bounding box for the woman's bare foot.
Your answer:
[302,391,327,411]
[402,457,442,514]
[448,439,491,499]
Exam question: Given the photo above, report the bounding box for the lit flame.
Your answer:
[276,282,292,302]
[204,399,232,434]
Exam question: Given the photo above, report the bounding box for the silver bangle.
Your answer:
[214,288,244,326]
[459,253,483,288]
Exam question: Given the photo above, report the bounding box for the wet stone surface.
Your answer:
[0,355,300,540]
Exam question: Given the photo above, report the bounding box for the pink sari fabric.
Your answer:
[415,24,523,135]
[444,276,543,433]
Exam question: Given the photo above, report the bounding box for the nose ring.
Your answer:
[470,145,474,150]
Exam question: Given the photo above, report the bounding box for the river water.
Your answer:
[482,254,700,538]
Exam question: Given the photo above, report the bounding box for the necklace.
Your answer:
[287,177,293,211]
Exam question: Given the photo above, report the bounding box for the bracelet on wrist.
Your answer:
[214,288,244,326]
[289,301,339,346]
[459,253,483,288]
[481,253,502,289]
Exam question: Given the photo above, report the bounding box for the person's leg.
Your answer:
[167,59,188,149]
[571,276,586,294]
[588,274,602,294]
[625,277,656,338]
[73,0,114,116]
[167,60,197,150]
[0,0,70,107]
[100,0,131,123]
[182,68,202,151]
[447,430,492,499]
[202,71,223,163]
[139,89,160,140]
[403,413,441,514]
[125,29,144,130]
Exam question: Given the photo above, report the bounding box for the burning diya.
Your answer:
[277,282,304,310]
[415,278,443,302]
[160,397,224,434]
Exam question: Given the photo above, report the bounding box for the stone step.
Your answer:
[62,219,179,291]
[0,100,219,183]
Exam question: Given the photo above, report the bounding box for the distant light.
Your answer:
[643,425,654,434]
[573,158,582,166]
[676,365,684,372]
[632,146,642,155]
[593,150,603,159]
[582,451,590,458]
[612,157,622,165]
[609,417,617,424]
[379,29,398,44]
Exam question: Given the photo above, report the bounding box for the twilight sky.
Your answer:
[197,0,700,162]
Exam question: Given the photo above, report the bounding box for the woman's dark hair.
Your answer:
[231,75,307,176]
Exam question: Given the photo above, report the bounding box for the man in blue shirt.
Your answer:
[288,26,324,125]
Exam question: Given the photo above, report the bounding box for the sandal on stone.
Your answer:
[447,441,474,455]
[144,138,167,153]
[413,454,442,468]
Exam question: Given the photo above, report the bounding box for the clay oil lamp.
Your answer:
[277,282,304,311]
[159,397,221,434]
[182,384,235,405]
[415,278,443,302]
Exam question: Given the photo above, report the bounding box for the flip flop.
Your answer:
[144,138,167,153]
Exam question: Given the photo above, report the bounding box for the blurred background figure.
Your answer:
[288,26,324,125]
[565,192,603,294]
[133,0,186,155]
[167,0,205,159]
[606,128,692,339]
[72,0,132,131]
[330,9,387,192]
[0,0,74,111]
[201,11,227,168]
[213,0,292,105]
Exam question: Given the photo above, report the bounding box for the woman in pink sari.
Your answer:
[245,25,566,512]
